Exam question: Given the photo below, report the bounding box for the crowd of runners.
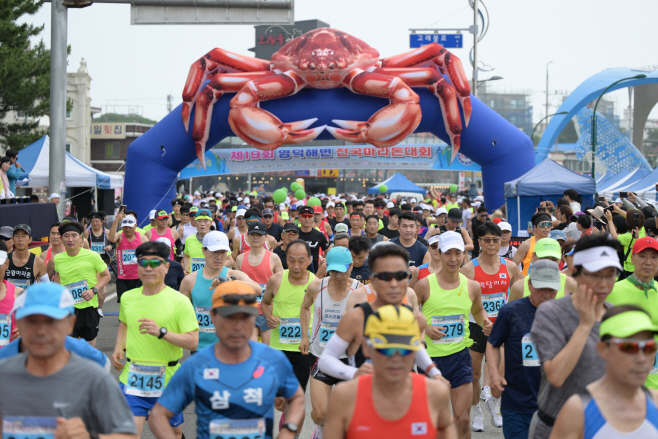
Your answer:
[2,185,658,439]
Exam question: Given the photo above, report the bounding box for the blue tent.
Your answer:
[368,172,426,195]
[504,159,595,234]
[599,168,652,198]
[597,170,628,190]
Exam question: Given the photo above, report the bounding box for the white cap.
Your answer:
[435,207,448,216]
[420,203,430,211]
[279,203,286,210]
[49,193,60,199]
[285,197,291,204]
[475,196,484,202]
[439,231,465,252]
[237,197,243,201]
[326,202,335,208]
[473,201,481,208]
[499,221,512,232]
[236,209,247,218]
[0,250,7,265]
[386,201,395,208]
[156,237,172,248]
[428,234,440,246]
[202,231,231,252]
[121,215,137,227]
[614,198,622,204]
[573,246,622,273]
[410,198,417,204]
[194,191,200,195]
[149,209,157,220]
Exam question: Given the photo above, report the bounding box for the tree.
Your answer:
[0,0,51,151]
[93,113,158,125]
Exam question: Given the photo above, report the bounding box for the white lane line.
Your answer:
[105,293,117,301]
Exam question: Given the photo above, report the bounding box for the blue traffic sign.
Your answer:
[410,34,463,49]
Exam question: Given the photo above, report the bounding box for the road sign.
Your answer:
[410,33,463,49]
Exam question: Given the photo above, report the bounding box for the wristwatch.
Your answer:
[92,287,98,295]
[281,423,298,433]
[158,327,168,339]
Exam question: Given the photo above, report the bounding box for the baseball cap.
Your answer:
[447,208,463,223]
[534,238,561,260]
[196,209,213,221]
[121,215,137,227]
[439,231,465,252]
[435,207,448,216]
[189,206,199,216]
[149,209,157,220]
[13,224,31,236]
[13,283,75,320]
[156,237,172,248]
[549,230,567,242]
[212,280,259,317]
[420,204,430,211]
[498,221,512,232]
[283,222,299,233]
[428,234,440,246]
[155,209,169,220]
[49,193,60,200]
[0,226,13,239]
[202,231,231,252]
[573,245,622,273]
[299,206,314,216]
[614,198,622,204]
[326,202,335,208]
[313,205,323,214]
[475,196,484,202]
[263,208,274,217]
[335,223,349,233]
[409,198,417,204]
[365,305,421,351]
[633,237,658,254]
[325,246,353,273]
[600,309,658,340]
[279,203,286,210]
[231,206,238,212]
[248,221,267,235]
[528,259,562,290]
[236,209,246,218]
[492,217,502,224]
[0,249,7,265]
[386,201,395,209]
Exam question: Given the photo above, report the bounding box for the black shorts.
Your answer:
[72,306,100,341]
[282,350,314,393]
[310,353,346,387]
[116,278,140,303]
[469,321,488,354]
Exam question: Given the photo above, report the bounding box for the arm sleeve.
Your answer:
[488,307,511,348]
[66,337,108,369]
[414,348,440,376]
[530,301,568,363]
[157,360,195,415]
[38,274,50,283]
[318,334,358,380]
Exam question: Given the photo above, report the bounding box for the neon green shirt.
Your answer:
[54,248,106,309]
[269,270,315,352]
[618,229,646,272]
[119,286,199,386]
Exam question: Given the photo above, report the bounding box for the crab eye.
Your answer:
[311,51,315,56]
[330,51,334,55]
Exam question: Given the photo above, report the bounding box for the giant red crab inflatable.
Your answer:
[182,28,472,170]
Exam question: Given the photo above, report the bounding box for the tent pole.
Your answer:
[517,196,521,235]
[94,187,98,212]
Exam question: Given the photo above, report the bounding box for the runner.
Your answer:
[486,260,561,439]
[146,209,180,260]
[498,222,517,260]
[324,304,456,439]
[469,206,489,259]
[170,198,184,228]
[298,206,330,273]
[315,205,334,241]
[236,221,284,345]
[54,221,111,347]
[414,231,492,439]
[85,212,112,314]
[374,199,389,229]
[460,222,520,432]
[550,305,658,439]
[528,235,623,439]
[348,235,371,285]
[391,211,430,268]
[184,208,213,274]
[315,233,350,278]
[274,222,300,270]
[111,241,199,438]
[42,222,64,279]
[109,211,148,303]
[0,282,138,439]
[0,226,13,255]
[365,215,388,247]
[348,211,366,237]
[264,207,283,242]
[378,207,401,240]
[329,202,350,231]
[300,247,361,439]
[514,212,553,276]
[425,207,448,240]
[233,208,277,260]
[410,234,442,287]
[7,224,49,289]
[0,239,21,347]
[439,208,474,253]
[149,280,305,439]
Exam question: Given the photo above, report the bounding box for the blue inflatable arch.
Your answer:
[124,87,534,224]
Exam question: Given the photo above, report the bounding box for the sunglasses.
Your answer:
[536,221,552,228]
[263,215,273,219]
[481,238,501,244]
[285,230,299,235]
[375,347,415,357]
[429,244,439,250]
[607,338,658,355]
[221,293,259,305]
[137,259,166,268]
[0,237,11,241]
[300,214,314,219]
[371,271,411,281]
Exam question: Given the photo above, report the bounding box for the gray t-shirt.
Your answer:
[0,352,137,435]
[530,295,610,435]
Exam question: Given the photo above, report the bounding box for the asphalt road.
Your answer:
[97,282,504,439]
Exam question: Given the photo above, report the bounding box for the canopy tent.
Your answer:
[17,136,122,189]
[624,168,658,198]
[596,169,632,193]
[596,171,614,185]
[504,158,595,234]
[368,172,426,195]
[599,168,652,199]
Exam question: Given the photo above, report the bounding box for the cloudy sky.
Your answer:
[23,0,658,123]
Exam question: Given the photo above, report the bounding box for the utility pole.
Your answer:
[470,0,479,188]
[167,94,173,113]
[545,61,552,130]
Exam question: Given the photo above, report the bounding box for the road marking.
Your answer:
[106,293,117,301]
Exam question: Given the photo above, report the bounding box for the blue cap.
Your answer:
[238,204,247,210]
[13,283,75,320]
[549,230,567,241]
[325,246,353,273]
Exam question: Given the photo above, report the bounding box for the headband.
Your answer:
[533,214,552,225]
[60,223,81,235]
[195,215,212,221]
[135,249,169,260]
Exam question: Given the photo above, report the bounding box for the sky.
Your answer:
[23,0,658,124]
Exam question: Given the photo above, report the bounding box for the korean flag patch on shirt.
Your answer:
[204,368,219,380]
[412,422,428,435]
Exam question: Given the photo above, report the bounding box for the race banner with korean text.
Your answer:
[178,144,481,179]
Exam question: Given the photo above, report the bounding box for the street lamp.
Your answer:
[477,75,503,90]
[591,74,647,193]
[531,111,568,148]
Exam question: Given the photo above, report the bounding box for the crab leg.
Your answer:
[182,48,270,132]
[381,44,472,127]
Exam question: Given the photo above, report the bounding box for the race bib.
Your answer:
[0,314,11,347]
[2,416,57,439]
[319,321,337,348]
[7,278,28,289]
[482,293,506,318]
[257,284,266,305]
[65,280,89,305]
[522,333,540,367]
[191,258,205,272]
[195,306,215,333]
[91,242,105,254]
[431,314,465,344]
[126,362,165,397]
[122,249,137,265]
[279,318,302,344]
[209,418,265,439]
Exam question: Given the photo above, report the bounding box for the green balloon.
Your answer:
[291,182,300,191]
[450,184,458,193]
[379,184,388,193]
[295,189,306,200]
[308,197,321,207]
[272,189,286,204]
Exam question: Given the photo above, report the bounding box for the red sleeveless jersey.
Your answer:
[472,256,511,323]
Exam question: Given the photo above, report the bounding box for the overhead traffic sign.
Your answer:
[410,33,463,49]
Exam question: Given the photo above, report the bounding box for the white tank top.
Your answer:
[181,223,196,244]
[309,277,359,358]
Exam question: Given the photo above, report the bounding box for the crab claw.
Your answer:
[195,141,208,171]
[432,78,463,163]
[182,103,193,133]
[229,107,325,151]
